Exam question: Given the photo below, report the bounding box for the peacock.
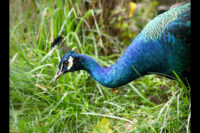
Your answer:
[53,2,191,88]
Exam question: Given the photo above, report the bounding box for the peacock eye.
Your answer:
[63,61,69,66]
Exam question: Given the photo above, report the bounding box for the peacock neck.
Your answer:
[78,53,140,88]
[79,37,166,88]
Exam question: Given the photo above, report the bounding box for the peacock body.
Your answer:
[54,2,191,88]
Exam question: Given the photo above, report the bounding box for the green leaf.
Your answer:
[92,117,112,133]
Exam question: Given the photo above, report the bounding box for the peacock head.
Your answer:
[54,51,82,81]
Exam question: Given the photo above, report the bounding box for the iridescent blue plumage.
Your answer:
[54,2,191,88]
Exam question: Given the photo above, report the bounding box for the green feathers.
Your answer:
[139,2,190,41]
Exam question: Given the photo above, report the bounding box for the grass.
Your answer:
[10,0,191,132]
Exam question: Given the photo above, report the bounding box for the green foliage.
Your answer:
[92,118,112,133]
[10,0,190,132]
[113,0,159,45]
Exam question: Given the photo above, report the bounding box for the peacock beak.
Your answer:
[54,69,63,82]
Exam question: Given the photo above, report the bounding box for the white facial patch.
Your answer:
[67,56,73,70]
[60,62,63,70]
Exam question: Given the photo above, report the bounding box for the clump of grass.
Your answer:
[10,0,190,132]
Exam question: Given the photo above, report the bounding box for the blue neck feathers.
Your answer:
[79,37,169,88]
